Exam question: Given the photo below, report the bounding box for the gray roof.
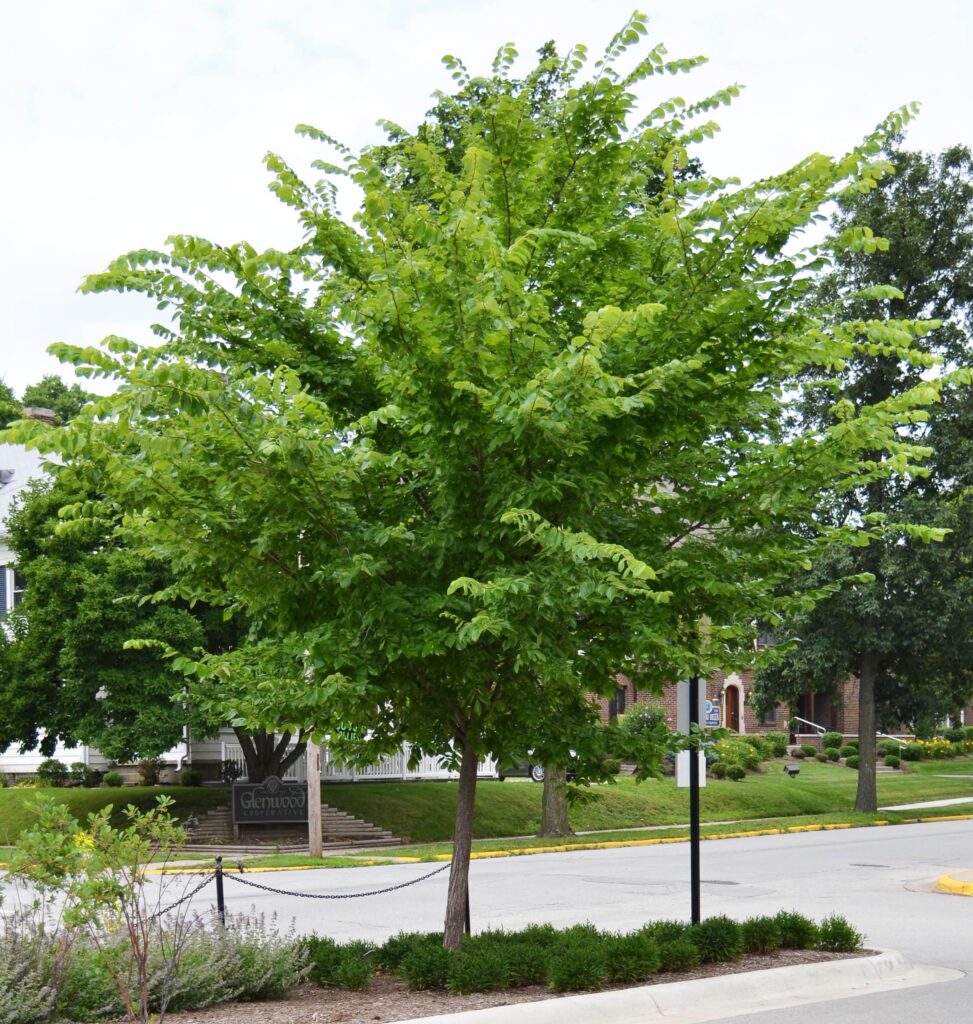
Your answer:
[0,443,52,534]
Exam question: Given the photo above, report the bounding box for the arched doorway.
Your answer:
[724,684,741,733]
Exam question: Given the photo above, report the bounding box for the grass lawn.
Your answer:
[0,786,230,845]
[3,759,973,850]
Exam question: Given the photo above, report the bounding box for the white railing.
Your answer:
[221,740,498,783]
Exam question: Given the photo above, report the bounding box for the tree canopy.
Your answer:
[9,16,965,944]
[752,140,973,811]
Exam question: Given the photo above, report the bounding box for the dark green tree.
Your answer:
[0,379,20,429]
[753,141,973,811]
[20,375,94,424]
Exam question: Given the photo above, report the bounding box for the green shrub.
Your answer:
[547,932,607,992]
[741,916,783,954]
[180,767,204,787]
[377,931,442,973]
[714,739,761,770]
[884,755,901,769]
[814,752,828,762]
[400,944,451,991]
[845,738,859,749]
[709,762,728,779]
[69,762,96,787]
[305,935,373,989]
[900,744,922,761]
[845,756,859,769]
[687,916,744,962]
[838,745,857,758]
[601,757,622,776]
[964,727,973,742]
[36,758,70,787]
[824,747,841,762]
[822,731,844,750]
[504,942,548,986]
[513,923,559,950]
[790,748,805,759]
[656,938,701,972]
[877,740,901,756]
[817,915,864,953]
[102,770,124,787]
[725,764,746,781]
[603,933,661,983]
[764,732,789,757]
[0,909,67,1024]
[774,911,819,949]
[57,943,122,1021]
[742,735,767,755]
[943,727,966,743]
[799,744,817,757]
[642,920,689,944]
[447,942,510,994]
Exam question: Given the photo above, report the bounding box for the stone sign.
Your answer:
[231,775,308,824]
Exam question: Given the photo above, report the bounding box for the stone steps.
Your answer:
[181,802,402,848]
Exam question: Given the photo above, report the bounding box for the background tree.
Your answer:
[0,379,21,428]
[752,141,973,811]
[15,17,961,947]
[21,375,94,424]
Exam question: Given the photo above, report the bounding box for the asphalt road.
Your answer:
[154,819,973,1020]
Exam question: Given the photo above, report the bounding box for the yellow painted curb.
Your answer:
[935,873,973,896]
[147,859,398,876]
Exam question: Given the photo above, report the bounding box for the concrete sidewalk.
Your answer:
[396,950,962,1024]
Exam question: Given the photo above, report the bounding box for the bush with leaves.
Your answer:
[102,770,124,787]
[710,761,728,779]
[603,932,661,983]
[742,916,784,954]
[845,755,860,769]
[687,916,744,962]
[399,944,451,991]
[774,911,820,949]
[822,732,844,750]
[547,927,608,992]
[900,744,922,761]
[657,938,701,972]
[816,915,864,953]
[763,732,789,758]
[824,747,841,762]
[35,758,70,787]
[725,764,747,781]
[884,755,901,769]
[447,938,511,995]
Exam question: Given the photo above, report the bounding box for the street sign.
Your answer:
[232,775,308,824]
[676,679,706,735]
[676,750,707,788]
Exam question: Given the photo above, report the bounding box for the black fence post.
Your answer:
[689,675,701,925]
[215,856,226,927]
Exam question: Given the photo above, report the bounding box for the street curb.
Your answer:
[935,871,973,896]
[394,949,963,1024]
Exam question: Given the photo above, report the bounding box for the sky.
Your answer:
[1,0,971,397]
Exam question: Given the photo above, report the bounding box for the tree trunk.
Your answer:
[443,734,477,950]
[539,767,573,837]
[234,728,307,783]
[854,651,879,813]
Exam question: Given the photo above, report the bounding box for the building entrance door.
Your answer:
[725,686,740,732]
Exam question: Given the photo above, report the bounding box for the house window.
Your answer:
[12,570,25,607]
[761,706,777,726]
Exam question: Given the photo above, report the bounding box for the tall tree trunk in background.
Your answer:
[443,733,477,950]
[539,768,573,837]
[854,651,879,812]
[234,728,307,783]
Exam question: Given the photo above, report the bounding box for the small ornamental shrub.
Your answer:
[725,764,746,781]
[504,942,548,986]
[742,916,783,954]
[547,932,607,992]
[884,755,901,769]
[180,767,204,786]
[513,923,559,950]
[58,942,123,1020]
[845,756,859,769]
[964,727,973,742]
[742,735,767,755]
[69,762,96,787]
[687,916,744,962]
[816,915,864,953]
[447,943,511,994]
[642,920,689,944]
[656,938,701,972]
[764,732,789,757]
[710,762,728,779]
[601,757,622,776]
[713,739,761,770]
[800,744,817,757]
[824,747,841,762]
[943,727,966,743]
[36,758,70,787]
[774,911,819,949]
[377,931,442,973]
[223,913,307,1000]
[400,944,451,991]
[877,740,901,757]
[822,731,844,751]
[838,745,857,758]
[900,744,922,761]
[791,748,806,759]
[815,752,828,763]
[102,770,124,787]
[137,758,163,786]
[603,933,661,983]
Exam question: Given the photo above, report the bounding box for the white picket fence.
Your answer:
[221,740,498,783]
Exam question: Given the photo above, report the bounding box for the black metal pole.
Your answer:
[689,674,701,924]
[464,888,471,936]
[215,856,226,927]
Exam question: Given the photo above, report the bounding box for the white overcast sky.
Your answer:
[1,0,970,396]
